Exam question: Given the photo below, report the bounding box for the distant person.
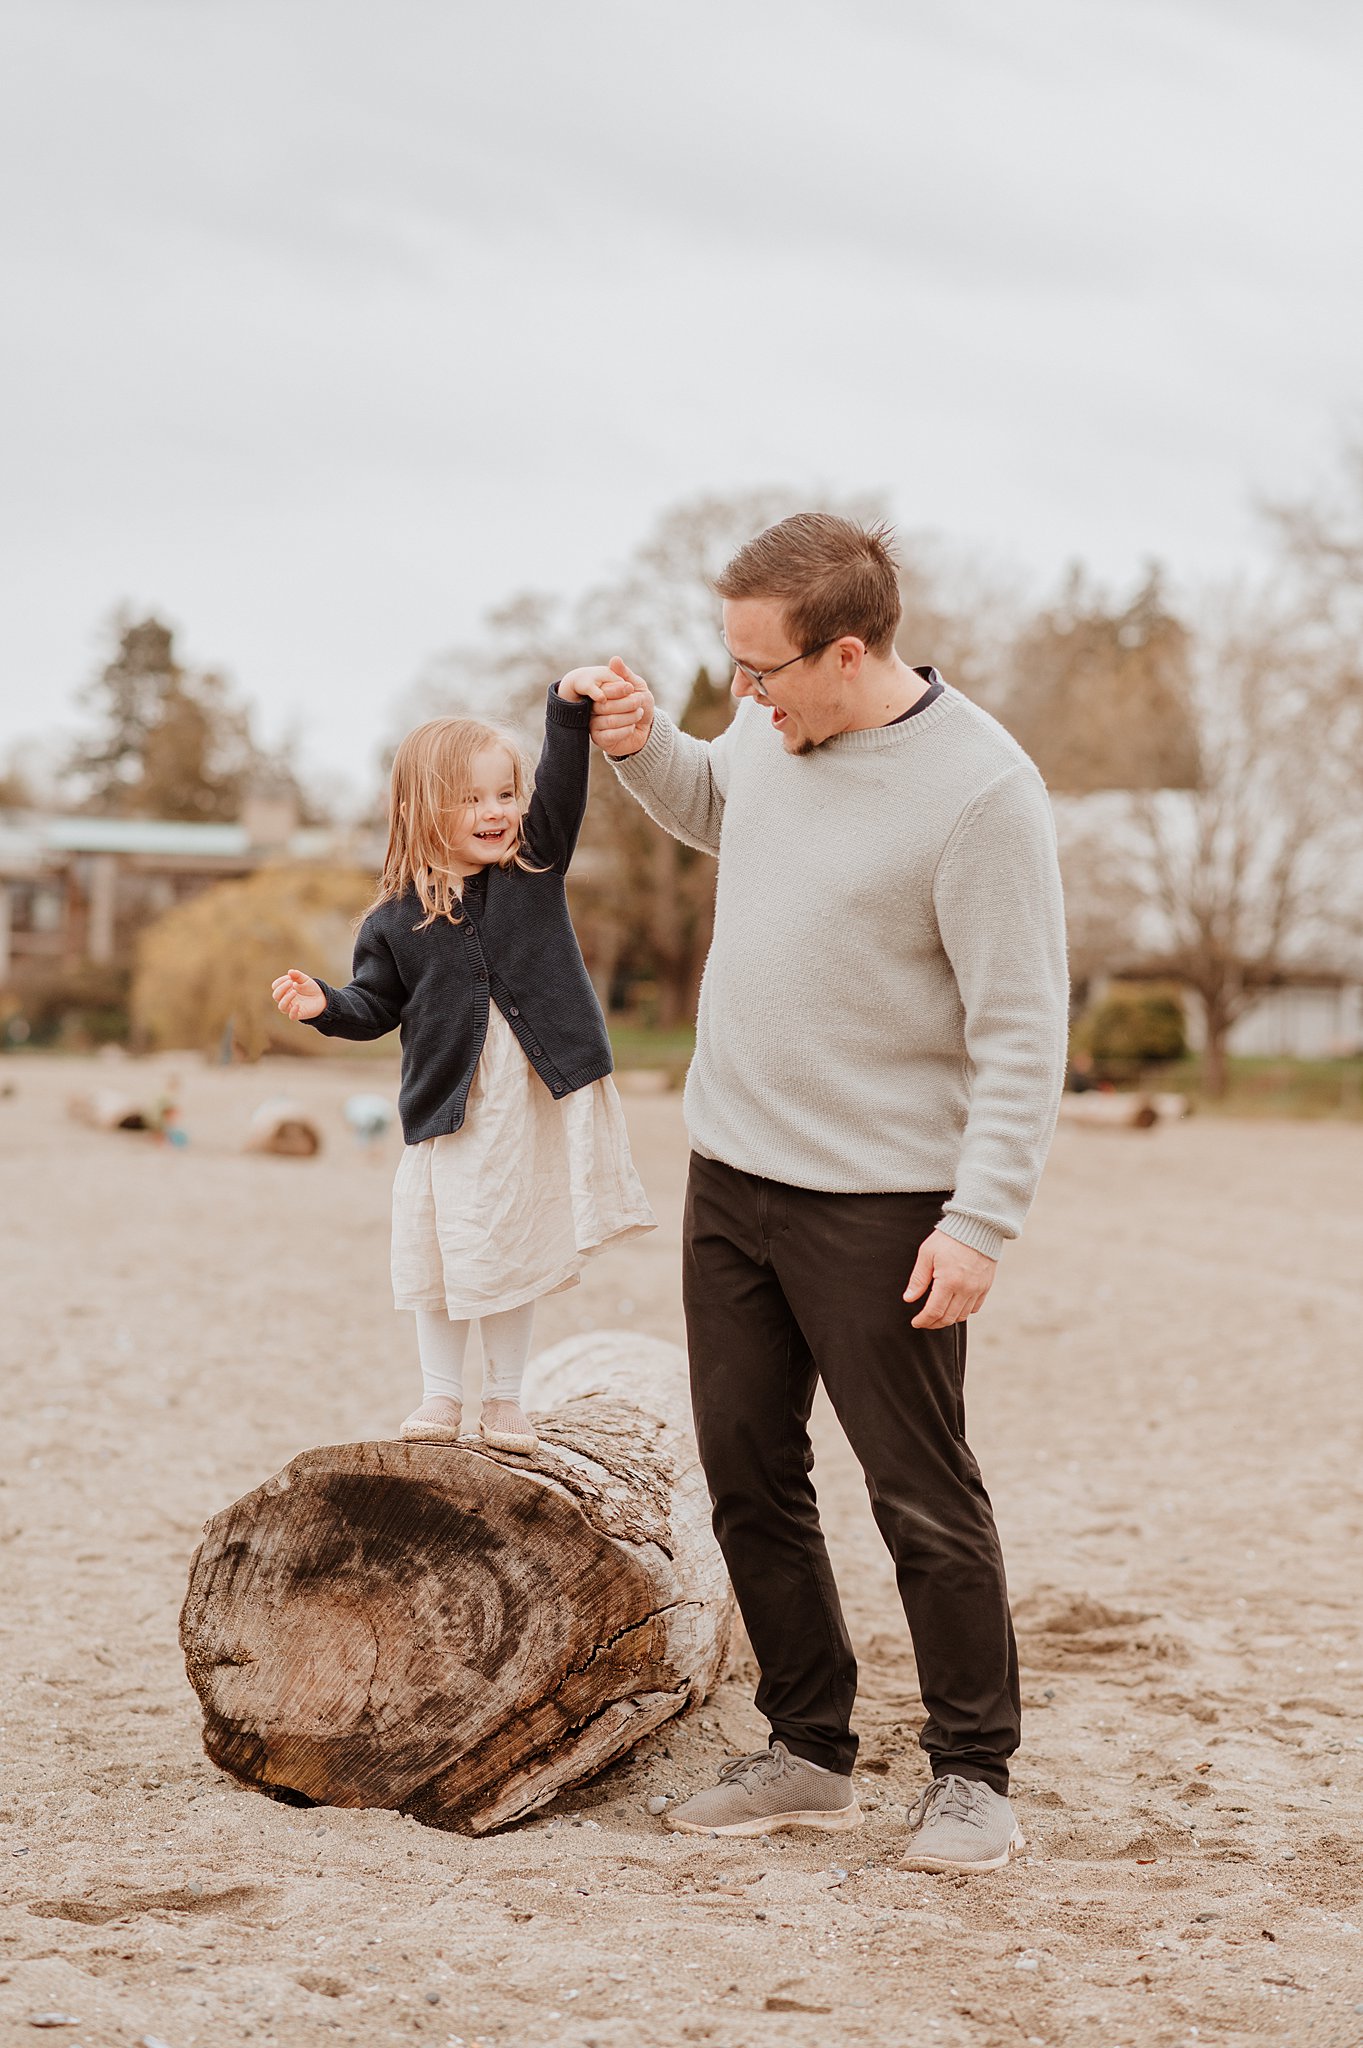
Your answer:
[569,514,1068,1874]
[270,686,655,1450]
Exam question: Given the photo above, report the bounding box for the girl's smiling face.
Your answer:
[448,742,522,873]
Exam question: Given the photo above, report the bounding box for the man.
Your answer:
[563,514,1068,1873]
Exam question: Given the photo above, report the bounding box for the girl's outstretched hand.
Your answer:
[270,969,326,1022]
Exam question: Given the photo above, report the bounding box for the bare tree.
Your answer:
[1270,438,1363,628]
[1002,565,1201,794]
[1126,594,1363,1095]
[1268,439,1363,788]
[396,489,1038,1026]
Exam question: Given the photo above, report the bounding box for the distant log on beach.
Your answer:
[242,1099,322,1157]
[179,1334,731,1834]
[1058,1091,1172,1130]
[67,1089,150,1132]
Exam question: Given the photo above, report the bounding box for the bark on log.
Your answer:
[180,1333,732,1833]
[242,1098,322,1157]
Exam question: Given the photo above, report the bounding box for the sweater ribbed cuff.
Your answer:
[546,682,594,728]
[302,979,339,1032]
[937,1209,1005,1262]
[608,709,673,771]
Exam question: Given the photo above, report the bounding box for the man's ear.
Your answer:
[836,636,867,679]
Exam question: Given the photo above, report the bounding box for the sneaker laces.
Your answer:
[908,1774,990,1833]
[716,1745,797,1791]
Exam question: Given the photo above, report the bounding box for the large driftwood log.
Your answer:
[180,1334,731,1833]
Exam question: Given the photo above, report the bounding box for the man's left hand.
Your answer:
[904,1230,997,1328]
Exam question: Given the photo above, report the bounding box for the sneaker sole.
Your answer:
[898,1824,1025,1874]
[666,1803,863,1838]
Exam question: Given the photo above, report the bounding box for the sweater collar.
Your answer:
[816,677,962,754]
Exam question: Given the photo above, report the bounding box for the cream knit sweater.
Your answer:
[612,684,1069,1260]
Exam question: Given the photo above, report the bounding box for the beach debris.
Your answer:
[66,1079,186,1142]
[646,1795,669,1815]
[67,1089,150,1132]
[1058,1091,1160,1130]
[343,1093,394,1146]
[765,1996,831,2014]
[1058,1088,1192,1129]
[26,2020,82,2031]
[242,1098,322,1157]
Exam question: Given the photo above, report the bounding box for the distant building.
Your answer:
[1053,790,1363,1061]
[0,798,382,986]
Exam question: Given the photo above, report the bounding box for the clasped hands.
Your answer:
[559,657,654,756]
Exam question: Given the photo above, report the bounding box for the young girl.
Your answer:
[270,681,655,1452]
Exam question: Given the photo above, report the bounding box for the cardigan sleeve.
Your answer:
[305,916,406,1041]
[520,684,595,874]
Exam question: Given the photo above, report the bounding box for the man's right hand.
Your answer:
[562,657,655,758]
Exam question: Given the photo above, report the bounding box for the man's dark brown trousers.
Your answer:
[683,1152,1020,1793]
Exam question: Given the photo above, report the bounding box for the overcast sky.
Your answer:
[2,0,1359,794]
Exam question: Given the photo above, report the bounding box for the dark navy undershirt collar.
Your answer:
[885,665,945,726]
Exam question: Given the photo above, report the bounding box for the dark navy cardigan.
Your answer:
[306,686,613,1143]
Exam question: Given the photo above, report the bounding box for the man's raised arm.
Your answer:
[564,656,733,857]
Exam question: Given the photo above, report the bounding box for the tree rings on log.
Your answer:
[180,1336,731,1832]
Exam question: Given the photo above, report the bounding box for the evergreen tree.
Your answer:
[69,614,287,823]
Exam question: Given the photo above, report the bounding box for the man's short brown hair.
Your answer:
[713,512,902,656]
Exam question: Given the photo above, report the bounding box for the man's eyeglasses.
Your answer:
[722,638,837,701]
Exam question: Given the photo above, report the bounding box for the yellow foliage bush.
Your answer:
[133,865,375,1058]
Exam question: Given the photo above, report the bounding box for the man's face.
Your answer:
[722,598,859,755]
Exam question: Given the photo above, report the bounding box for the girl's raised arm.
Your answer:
[519,682,596,874]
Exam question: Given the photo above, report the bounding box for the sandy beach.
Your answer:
[2,1049,1361,2048]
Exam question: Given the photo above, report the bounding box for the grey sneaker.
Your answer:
[898,1774,1024,1872]
[664,1742,861,1837]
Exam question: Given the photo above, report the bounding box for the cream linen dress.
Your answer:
[391,1001,656,1317]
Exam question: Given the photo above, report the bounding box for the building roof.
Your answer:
[43,816,251,857]
[0,808,386,882]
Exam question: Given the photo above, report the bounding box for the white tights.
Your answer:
[414,1303,536,1407]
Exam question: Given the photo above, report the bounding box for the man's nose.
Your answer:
[730,666,752,702]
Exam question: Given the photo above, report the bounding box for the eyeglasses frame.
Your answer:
[722,636,839,703]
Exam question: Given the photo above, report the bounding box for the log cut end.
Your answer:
[181,1337,731,1833]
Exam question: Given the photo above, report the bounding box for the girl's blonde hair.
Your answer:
[366,718,539,928]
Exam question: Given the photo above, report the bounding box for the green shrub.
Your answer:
[1072,982,1187,1066]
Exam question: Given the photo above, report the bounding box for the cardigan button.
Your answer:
[509,1006,520,1017]
[552,1082,564,1094]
